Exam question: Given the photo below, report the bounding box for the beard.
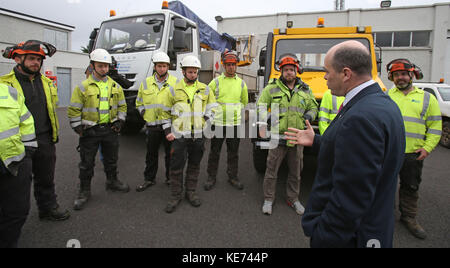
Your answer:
[396,79,412,91]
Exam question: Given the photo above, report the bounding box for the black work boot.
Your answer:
[136,180,155,192]
[400,216,427,240]
[39,205,70,221]
[203,177,216,191]
[228,178,244,190]
[165,198,181,214]
[74,181,91,211]
[185,191,202,207]
[106,175,130,193]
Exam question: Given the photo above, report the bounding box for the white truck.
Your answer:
[86,1,257,133]
[413,82,450,148]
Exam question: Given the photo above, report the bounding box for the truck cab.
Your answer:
[88,7,200,132]
[253,21,386,173]
[413,82,450,148]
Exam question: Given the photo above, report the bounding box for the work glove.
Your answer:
[74,125,84,136]
[112,120,124,133]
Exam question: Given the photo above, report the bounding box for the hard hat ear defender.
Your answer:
[221,50,239,64]
[2,40,56,59]
[387,58,423,81]
[276,53,303,74]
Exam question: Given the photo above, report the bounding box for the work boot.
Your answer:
[401,216,427,240]
[203,177,216,191]
[74,180,91,211]
[39,205,71,221]
[185,191,202,207]
[165,198,181,214]
[228,178,244,190]
[262,200,273,215]
[74,189,91,211]
[136,180,155,192]
[106,177,130,193]
[287,200,305,215]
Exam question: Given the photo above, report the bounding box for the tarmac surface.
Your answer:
[18,108,450,248]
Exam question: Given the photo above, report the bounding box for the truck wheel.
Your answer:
[440,121,450,149]
[253,144,268,174]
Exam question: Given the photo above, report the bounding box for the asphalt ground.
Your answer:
[18,108,450,248]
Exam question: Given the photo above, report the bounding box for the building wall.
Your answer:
[218,3,450,90]
[0,12,89,106]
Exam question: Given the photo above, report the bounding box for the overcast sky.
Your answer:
[1,0,448,52]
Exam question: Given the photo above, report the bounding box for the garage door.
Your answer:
[56,68,71,107]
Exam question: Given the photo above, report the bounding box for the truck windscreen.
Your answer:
[275,38,370,71]
[438,87,450,101]
[95,15,165,54]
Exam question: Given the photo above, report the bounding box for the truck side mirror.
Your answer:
[87,40,95,53]
[89,28,99,40]
[173,29,187,50]
[174,18,188,31]
[259,48,266,67]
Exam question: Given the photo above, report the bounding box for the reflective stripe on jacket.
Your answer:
[170,80,218,136]
[0,83,37,170]
[208,74,248,126]
[0,69,59,142]
[319,89,345,135]
[388,86,442,153]
[68,75,127,128]
[257,78,318,147]
[136,74,178,130]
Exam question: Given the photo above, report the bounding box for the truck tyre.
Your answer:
[440,121,450,149]
[253,144,268,174]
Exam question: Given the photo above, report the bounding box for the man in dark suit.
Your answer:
[285,41,405,248]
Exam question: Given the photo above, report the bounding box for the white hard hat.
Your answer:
[180,55,201,69]
[90,48,112,64]
[152,51,170,64]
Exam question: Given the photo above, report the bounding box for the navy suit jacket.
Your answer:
[302,82,405,248]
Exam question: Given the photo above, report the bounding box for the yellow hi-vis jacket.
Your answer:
[68,75,127,129]
[257,78,318,147]
[0,69,59,143]
[136,74,178,130]
[208,73,248,126]
[318,89,345,135]
[388,86,442,153]
[170,80,218,137]
[0,83,37,171]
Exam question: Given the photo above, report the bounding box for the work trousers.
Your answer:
[398,153,424,219]
[78,125,119,183]
[207,126,240,180]
[144,127,171,182]
[169,138,205,200]
[263,144,304,203]
[32,133,58,212]
[0,157,32,248]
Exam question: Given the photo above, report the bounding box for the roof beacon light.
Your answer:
[317,18,325,28]
[162,1,169,9]
[110,10,116,17]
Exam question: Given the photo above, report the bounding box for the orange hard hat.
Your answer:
[221,50,239,64]
[276,53,302,74]
[2,40,56,59]
[387,58,423,81]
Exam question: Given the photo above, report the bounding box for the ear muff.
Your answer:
[387,58,422,81]
[413,65,424,80]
